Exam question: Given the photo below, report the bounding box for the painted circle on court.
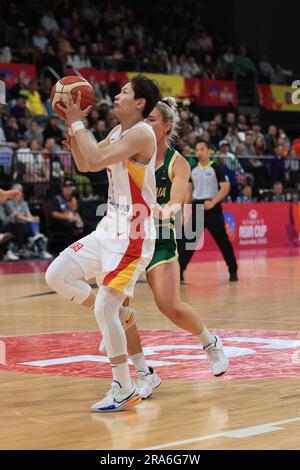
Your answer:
[1,329,300,381]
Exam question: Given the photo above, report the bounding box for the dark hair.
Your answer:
[196,139,210,149]
[130,74,162,118]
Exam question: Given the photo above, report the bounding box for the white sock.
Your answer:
[198,327,216,348]
[130,352,150,374]
[112,361,132,390]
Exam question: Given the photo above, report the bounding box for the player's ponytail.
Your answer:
[156,97,179,144]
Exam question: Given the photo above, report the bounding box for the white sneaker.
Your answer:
[91,381,141,413]
[137,367,162,399]
[18,249,32,259]
[40,251,53,260]
[3,250,19,261]
[32,233,44,242]
[204,335,229,377]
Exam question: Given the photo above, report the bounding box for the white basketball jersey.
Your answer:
[106,121,157,218]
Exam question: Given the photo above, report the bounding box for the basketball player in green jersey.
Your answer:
[100,98,229,398]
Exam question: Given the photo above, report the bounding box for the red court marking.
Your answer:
[1,329,300,381]
[0,260,52,275]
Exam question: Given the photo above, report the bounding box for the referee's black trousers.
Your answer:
[179,201,238,274]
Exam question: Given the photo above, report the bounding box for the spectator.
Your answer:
[223,46,235,79]
[170,55,181,75]
[208,120,221,149]
[291,133,300,158]
[254,134,267,156]
[244,131,256,156]
[265,125,278,154]
[223,112,236,134]
[50,180,84,246]
[218,140,245,174]
[25,80,48,118]
[43,116,64,144]
[269,181,285,202]
[4,116,20,147]
[98,81,113,107]
[41,44,64,77]
[89,43,101,68]
[192,115,204,138]
[235,46,255,77]
[40,9,59,33]
[44,138,65,183]
[10,72,27,100]
[259,54,276,84]
[237,114,249,132]
[5,184,52,259]
[199,31,214,54]
[92,120,107,142]
[0,198,27,261]
[32,28,49,52]
[215,59,225,80]
[189,56,202,77]
[9,96,29,120]
[202,53,215,80]
[24,120,44,146]
[68,44,92,68]
[236,185,254,203]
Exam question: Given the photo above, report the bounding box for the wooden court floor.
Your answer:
[0,253,300,450]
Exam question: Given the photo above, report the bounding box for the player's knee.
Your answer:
[157,299,182,321]
[45,261,60,291]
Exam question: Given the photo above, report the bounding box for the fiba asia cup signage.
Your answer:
[197,202,300,255]
[235,209,268,246]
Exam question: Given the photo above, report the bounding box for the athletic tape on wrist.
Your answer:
[71,121,85,133]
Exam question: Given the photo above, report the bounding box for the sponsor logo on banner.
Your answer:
[0,63,36,89]
[1,329,300,381]
[201,80,237,106]
[238,209,268,245]
[258,84,300,112]
[223,211,236,241]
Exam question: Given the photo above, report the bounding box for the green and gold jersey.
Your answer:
[155,146,179,207]
[147,147,180,272]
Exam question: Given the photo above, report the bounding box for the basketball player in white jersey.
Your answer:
[45,75,161,412]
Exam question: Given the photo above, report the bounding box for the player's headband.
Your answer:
[160,99,172,108]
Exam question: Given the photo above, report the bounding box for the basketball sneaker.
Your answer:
[91,381,141,413]
[203,335,229,377]
[137,367,162,399]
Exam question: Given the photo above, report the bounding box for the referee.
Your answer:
[179,140,238,282]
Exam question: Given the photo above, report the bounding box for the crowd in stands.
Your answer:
[0,0,293,82]
[0,1,299,260]
[1,70,300,261]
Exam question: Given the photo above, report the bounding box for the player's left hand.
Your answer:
[204,200,215,211]
[57,91,92,125]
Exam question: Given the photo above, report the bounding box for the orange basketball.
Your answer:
[50,76,96,119]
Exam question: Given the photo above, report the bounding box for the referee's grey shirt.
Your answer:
[191,161,228,201]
